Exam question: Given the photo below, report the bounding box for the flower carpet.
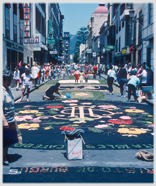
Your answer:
[12,100,153,150]
[4,99,154,183]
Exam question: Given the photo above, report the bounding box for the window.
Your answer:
[13,3,17,42]
[36,6,46,36]
[19,3,24,20]
[149,4,153,25]
[122,21,124,28]
[5,6,10,39]
[138,11,142,44]
[119,37,121,52]
[116,39,118,52]
[133,16,136,45]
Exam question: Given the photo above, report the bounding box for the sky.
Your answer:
[59,3,100,35]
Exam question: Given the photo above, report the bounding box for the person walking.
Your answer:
[107,65,116,95]
[74,69,80,84]
[93,64,97,79]
[61,66,65,79]
[31,63,39,87]
[40,65,45,83]
[138,65,147,88]
[98,64,102,79]
[79,70,84,84]
[84,72,89,84]
[146,65,153,86]
[13,66,20,90]
[118,64,127,97]
[3,70,18,165]
[127,71,140,102]
[42,82,63,100]
[44,63,49,80]
[19,68,32,102]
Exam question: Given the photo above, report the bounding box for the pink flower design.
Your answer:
[94,124,109,128]
[119,116,132,120]
[98,105,117,109]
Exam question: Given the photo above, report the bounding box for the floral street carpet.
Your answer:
[12,100,153,150]
[3,99,153,183]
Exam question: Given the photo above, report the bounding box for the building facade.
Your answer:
[3,3,64,71]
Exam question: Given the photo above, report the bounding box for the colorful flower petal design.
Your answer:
[62,100,79,103]
[81,102,92,105]
[18,123,39,129]
[118,128,147,134]
[108,119,133,125]
[15,115,33,121]
[94,124,109,128]
[19,110,39,114]
[125,109,145,113]
[23,105,31,108]
[75,93,89,96]
[59,126,75,131]
[69,104,78,106]
[98,105,117,109]
[46,105,64,109]
[32,119,42,122]
[119,116,132,120]
[148,124,154,128]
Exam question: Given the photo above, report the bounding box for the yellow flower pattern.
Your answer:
[118,128,147,135]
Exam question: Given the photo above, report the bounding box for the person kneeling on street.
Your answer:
[42,82,62,100]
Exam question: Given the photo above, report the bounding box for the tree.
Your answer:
[73,27,88,64]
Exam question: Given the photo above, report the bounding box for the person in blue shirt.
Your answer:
[127,71,140,102]
[107,65,116,95]
[42,82,62,100]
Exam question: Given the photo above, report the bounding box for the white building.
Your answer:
[142,3,154,68]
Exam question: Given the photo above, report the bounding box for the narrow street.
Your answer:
[3,74,154,183]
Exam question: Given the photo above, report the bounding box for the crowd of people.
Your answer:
[106,61,153,102]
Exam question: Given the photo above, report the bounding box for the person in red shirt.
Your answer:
[93,65,97,79]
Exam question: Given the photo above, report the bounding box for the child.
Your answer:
[74,69,80,84]
[79,70,84,84]
[19,68,32,102]
[13,66,20,90]
[84,72,88,84]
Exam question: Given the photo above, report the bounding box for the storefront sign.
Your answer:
[106,45,116,50]
[86,49,92,53]
[24,37,39,44]
[24,3,30,38]
[50,51,57,54]
[48,20,55,44]
[122,49,127,54]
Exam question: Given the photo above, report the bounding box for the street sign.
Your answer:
[93,52,96,57]
[24,37,39,44]
[86,49,92,53]
[106,45,116,50]
[48,38,55,44]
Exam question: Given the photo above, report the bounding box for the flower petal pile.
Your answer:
[108,119,133,124]
[118,128,147,134]
[119,116,131,120]
[46,105,64,109]
[59,126,75,131]
[98,105,117,109]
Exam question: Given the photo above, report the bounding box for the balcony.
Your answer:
[120,9,130,21]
